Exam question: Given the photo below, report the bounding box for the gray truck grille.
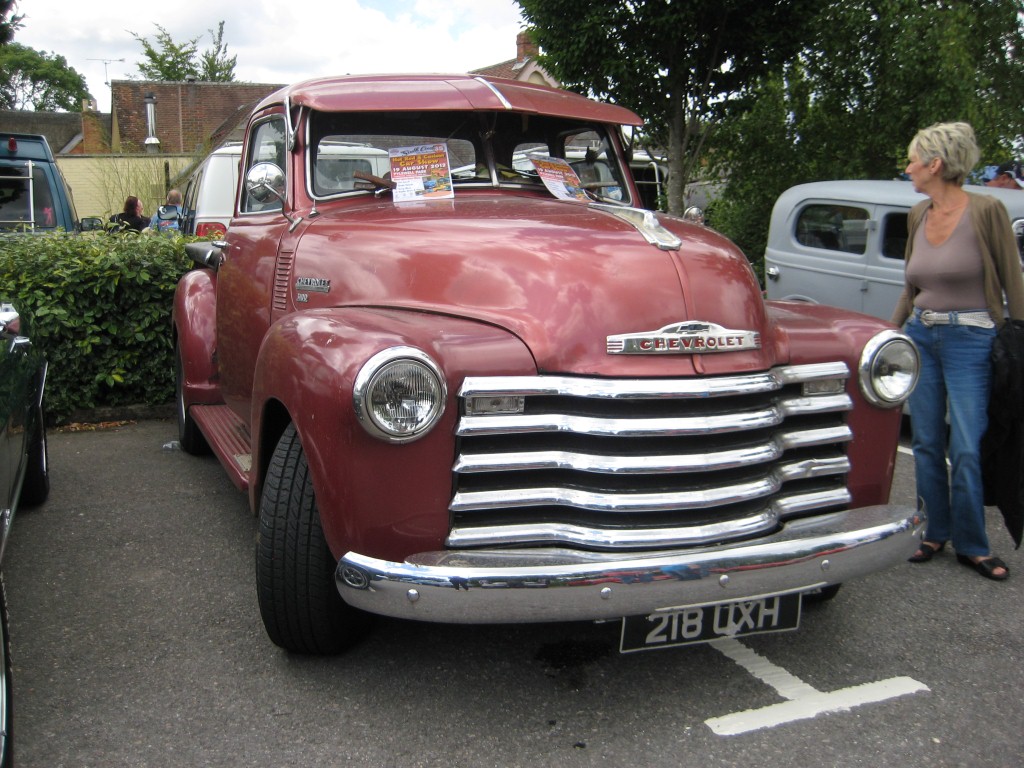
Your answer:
[451,363,853,551]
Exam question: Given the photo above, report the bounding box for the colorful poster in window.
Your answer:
[528,154,589,202]
[389,143,454,202]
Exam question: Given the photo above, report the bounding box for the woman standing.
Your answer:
[893,122,1024,580]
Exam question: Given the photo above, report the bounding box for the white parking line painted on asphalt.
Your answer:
[704,638,929,736]
[898,444,914,456]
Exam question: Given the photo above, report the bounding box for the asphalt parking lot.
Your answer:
[5,419,1023,767]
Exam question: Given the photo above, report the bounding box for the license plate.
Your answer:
[619,592,802,653]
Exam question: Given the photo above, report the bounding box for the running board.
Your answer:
[190,404,252,491]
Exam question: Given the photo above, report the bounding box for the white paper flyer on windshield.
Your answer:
[528,154,589,201]
[389,143,454,202]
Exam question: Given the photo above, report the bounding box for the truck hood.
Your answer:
[294,195,778,376]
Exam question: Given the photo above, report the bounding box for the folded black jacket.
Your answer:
[981,317,1024,548]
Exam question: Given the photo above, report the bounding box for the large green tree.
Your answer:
[132,22,236,82]
[1,0,21,45]
[516,0,819,215]
[0,42,89,110]
[198,22,236,82]
[708,0,1024,271]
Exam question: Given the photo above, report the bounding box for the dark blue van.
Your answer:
[0,133,99,233]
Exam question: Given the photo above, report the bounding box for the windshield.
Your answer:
[306,110,631,205]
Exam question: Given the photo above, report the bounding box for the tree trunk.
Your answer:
[666,93,687,217]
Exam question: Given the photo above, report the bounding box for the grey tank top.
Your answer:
[906,209,987,312]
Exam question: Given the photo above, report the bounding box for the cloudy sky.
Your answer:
[12,0,527,112]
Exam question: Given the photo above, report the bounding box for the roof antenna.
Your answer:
[87,58,126,86]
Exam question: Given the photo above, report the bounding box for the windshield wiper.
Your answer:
[353,171,396,196]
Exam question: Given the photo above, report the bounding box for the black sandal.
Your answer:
[956,553,1009,581]
[909,541,945,563]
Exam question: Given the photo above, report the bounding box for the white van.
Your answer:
[180,142,242,237]
[765,179,1024,320]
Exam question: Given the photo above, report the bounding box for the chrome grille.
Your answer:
[451,363,853,551]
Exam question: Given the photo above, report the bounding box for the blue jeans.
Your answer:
[904,314,996,557]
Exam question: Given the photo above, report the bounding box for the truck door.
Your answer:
[765,199,871,314]
[861,206,910,320]
[216,114,290,417]
[0,306,32,515]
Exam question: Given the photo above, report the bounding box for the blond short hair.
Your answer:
[908,122,980,186]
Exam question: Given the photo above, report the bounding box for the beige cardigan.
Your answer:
[891,192,1024,328]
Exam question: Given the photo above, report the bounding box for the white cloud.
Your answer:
[11,0,525,111]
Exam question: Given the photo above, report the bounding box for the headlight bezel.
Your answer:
[353,346,447,443]
[858,330,919,408]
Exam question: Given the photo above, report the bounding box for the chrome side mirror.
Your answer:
[0,303,19,335]
[184,242,224,271]
[245,162,286,205]
[245,162,303,231]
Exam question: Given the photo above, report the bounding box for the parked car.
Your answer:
[180,142,242,238]
[174,74,921,656]
[0,301,49,765]
[0,133,101,233]
[765,179,1024,320]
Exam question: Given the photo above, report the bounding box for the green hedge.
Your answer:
[0,231,198,423]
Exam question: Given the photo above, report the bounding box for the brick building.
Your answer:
[470,31,557,87]
[108,79,283,154]
[2,80,283,217]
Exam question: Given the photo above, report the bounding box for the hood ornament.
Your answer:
[607,321,761,355]
[590,204,681,250]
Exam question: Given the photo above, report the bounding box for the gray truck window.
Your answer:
[881,212,908,260]
[795,204,869,254]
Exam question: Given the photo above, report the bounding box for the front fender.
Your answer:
[173,269,220,408]
[766,300,905,506]
[249,307,537,562]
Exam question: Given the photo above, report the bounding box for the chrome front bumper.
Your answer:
[336,504,922,624]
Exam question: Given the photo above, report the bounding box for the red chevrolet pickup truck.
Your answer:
[174,74,922,655]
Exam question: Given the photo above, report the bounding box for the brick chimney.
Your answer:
[81,110,110,154]
[516,31,538,62]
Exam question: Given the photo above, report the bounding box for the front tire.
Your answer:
[255,424,371,654]
[175,344,209,455]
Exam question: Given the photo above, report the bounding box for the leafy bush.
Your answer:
[0,231,195,422]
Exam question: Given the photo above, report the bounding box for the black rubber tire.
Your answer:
[255,424,371,654]
[19,402,49,507]
[175,344,209,455]
[0,574,14,767]
[805,584,842,603]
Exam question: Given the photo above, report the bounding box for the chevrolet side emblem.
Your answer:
[296,277,331,293]
[607,321,761,355]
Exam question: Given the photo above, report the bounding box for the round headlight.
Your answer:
[858,330,919,408]
[354,347,446,442]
